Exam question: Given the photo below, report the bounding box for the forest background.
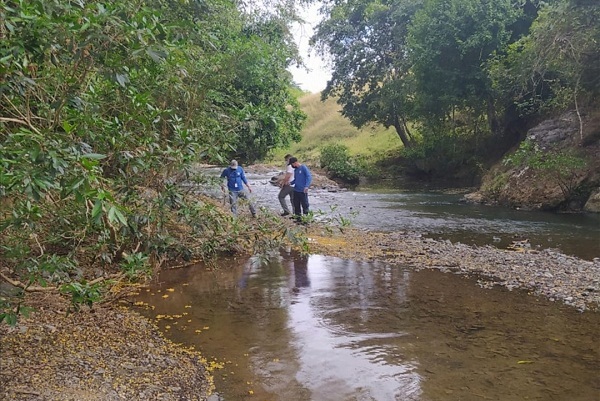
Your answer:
[1,0,599,321]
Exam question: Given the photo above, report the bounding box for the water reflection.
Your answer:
[135,252,600,401]
[286,255,422,400]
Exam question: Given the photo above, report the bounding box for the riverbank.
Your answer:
[1,217,598,400]
[304,225,600,312]
[0,292,213,401]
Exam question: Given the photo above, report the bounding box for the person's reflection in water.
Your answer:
[292,255,310,292]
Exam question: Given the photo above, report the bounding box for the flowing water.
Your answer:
[240,170,600,260]
[135,252,599,401]
[140,170,600,400]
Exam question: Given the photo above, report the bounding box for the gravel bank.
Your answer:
[0,293,213,401]
[304,226,600,312]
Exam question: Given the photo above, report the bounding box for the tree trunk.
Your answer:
[393,114,413,148]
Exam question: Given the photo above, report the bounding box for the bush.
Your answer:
[504,139,587,199]
[319,144,361,183]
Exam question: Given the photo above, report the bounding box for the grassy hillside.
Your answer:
[270,92,403,166]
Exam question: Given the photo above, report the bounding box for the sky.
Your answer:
[288,4,332,93]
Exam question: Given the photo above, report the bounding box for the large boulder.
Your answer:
[474,109,600,211]
[584,189,600,213]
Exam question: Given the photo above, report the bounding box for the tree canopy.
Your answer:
[0,0,307,319]
[312,0,599,176]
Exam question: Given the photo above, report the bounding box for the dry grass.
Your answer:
[273,92,403,165]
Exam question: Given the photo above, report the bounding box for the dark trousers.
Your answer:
[292,191,309,216]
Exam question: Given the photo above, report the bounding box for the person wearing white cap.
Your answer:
[220,160,256,217]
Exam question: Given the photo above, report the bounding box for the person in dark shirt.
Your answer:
[288,157,312,219]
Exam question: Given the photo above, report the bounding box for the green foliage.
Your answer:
[314,205,358,235]
[480,171,509,200]
[120,253,150,280]
[312,0,599,177]
[408,0,520,122]
[488,0,600,117]
[0,298,32,327]
[60,281,104,311]
[0,0,306,321]
[504,139,587,198]
[400,117,492,178]
[320,144,361,183]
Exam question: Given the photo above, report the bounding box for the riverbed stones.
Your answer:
[305,226,600,312]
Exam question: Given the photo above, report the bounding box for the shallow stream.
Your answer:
[139,171,600,400]
[241,170,599,260]
[135,252,599,401]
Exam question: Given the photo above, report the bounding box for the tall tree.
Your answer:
[407,0,520,133]
[216,15,306,162]
[312,0,423,148]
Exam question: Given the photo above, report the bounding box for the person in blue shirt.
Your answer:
[220,160,256,217]
[288,157,312,219]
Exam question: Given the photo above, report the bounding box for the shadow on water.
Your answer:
[134,251,600,401]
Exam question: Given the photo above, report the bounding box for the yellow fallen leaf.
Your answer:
[166,288,175,292]
[517,360,533,364]
[162,294,169,299]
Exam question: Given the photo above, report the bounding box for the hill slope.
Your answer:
[272,92,402,165]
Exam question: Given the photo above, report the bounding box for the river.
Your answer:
[134,169,600,400]
[242,169,599,261]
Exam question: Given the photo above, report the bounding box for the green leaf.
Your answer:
[147,48,167,63]
[113,208,128,226]
[108,205,116,223]
[91,200,103,221]
[62,120,73,133]
[116,73,129,88]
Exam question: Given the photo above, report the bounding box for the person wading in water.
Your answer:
[278,154,295,216]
